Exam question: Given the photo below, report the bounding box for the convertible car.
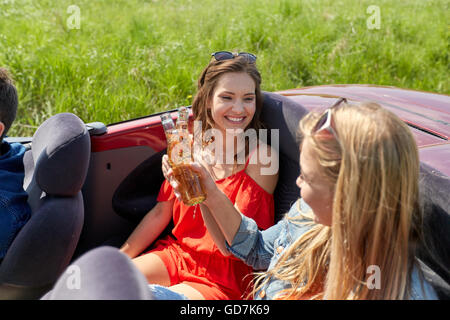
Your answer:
[0,84,449,300]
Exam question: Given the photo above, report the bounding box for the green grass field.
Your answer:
[0,0,448,137]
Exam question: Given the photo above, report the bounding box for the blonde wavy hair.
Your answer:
[251,101,423,300]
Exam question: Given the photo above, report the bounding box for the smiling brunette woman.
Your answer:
[120,52,279,300]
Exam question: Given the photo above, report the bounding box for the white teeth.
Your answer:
[226,116,245,122]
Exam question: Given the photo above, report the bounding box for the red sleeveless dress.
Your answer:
[148,155,274,299]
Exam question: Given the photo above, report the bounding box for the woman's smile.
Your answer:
[224,115,247,124]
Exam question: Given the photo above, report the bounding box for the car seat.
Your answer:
[259,91,309,222]
[0,113,90,299]
[416,163,450,299]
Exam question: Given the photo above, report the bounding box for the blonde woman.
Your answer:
[165,100,438,299]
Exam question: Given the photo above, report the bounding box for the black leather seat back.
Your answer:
[417,163,450,298]
[260,92,309,222]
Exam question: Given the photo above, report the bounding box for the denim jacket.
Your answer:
[227,198,438,300]
[0,142,31,259]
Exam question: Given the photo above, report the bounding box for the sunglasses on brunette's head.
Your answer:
[211,51,257,63]
[312,97,348,141]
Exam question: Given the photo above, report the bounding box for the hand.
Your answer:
[188,161,217,196]
[162,154,182,200]
[162,155,219,204]
[161,154,171,182]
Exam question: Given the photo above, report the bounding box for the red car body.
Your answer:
[278,85,450,177]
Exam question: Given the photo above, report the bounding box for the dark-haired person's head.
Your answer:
[0,68,18,144]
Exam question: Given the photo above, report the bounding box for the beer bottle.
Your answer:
[160,110,206,206]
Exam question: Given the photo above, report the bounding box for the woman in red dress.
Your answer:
[120,52,279,299]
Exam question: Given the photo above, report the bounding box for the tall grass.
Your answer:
[0,0,448,136]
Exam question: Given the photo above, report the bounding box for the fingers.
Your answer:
[168,176,182,201]
[170,180,181,199]
[162,155,208,202]
[162,155,173,181]
[162,155,181,200]
[189,162,216,192]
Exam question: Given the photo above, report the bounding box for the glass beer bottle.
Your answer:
[160,110,206,206]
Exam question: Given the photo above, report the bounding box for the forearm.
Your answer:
[203,200,279,271]
[226,214,277,271]
[203,188,242,246]
[120,200,173,258]
[204,189,284,270]
[199,203,231,256]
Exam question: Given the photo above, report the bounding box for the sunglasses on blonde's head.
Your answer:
[313,97,347,141]
[211,51,257,63]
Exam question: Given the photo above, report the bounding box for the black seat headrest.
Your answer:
[261,91,309,163]
[30,113,91,196]
[261,92,309,221]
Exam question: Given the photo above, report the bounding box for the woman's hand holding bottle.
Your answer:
[162,154,219,207]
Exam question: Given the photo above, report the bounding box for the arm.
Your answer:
[162,154,243,248]
[191,149,281,269]
[202,186,243,248]
[164,159,282,269]
[120,199,174,259]
[194,142,278,246]
[196,182,279,269]
[161,144,279,261]
[202,142,279,244]
[190,160,280,267]
[227,213,285,270]
[199,203,233,256]
[161,155,234,256]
